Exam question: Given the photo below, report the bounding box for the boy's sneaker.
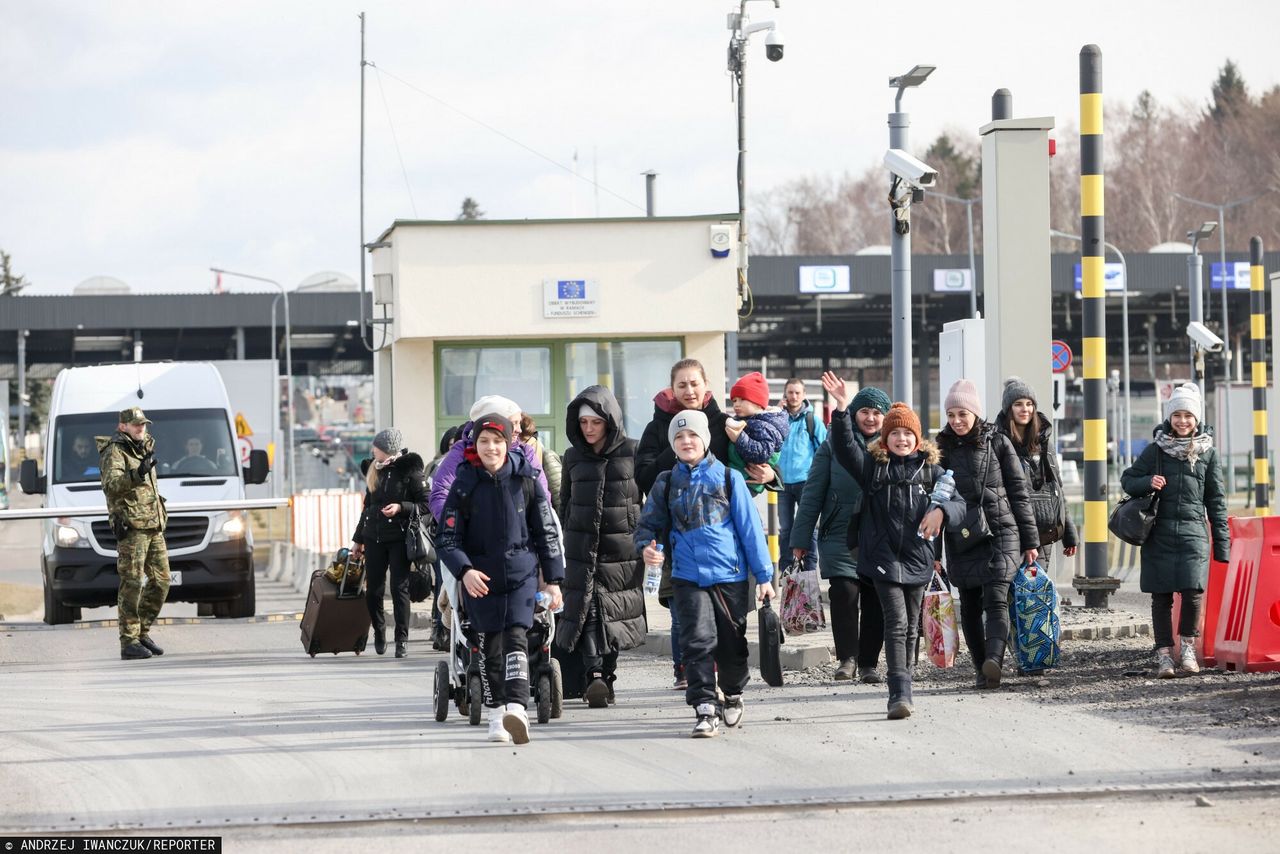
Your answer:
[691,703,720,738]
[486,707,510,743]
[502,703,530,745]
[672,665,687,690]
[1179,638,1201,674]
[833,658,856,681]
[584,676,610,709]
[723,695,744,728]
[1155,647,1177,679]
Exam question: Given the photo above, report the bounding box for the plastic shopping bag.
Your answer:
[922,570,959,668]
[779,557,826,635]
[1009,560,1061,671]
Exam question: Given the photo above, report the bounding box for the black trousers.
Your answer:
[958,580,1011,666]
[872,579,925,688]
[364,539,411,643]
[671,578,751,711]
[479,626,530,709]
[828,577,884,666]
[579,597,619,679]
[1152,590,1204,649]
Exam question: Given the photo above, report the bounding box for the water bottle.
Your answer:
[930,469,956,506]
[535,591,549,612]
[644,544,664,596]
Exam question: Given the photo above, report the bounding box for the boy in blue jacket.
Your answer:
[635,409,775,738]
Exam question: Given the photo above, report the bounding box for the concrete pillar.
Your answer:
[235,327,246,360]
[16,330,26,445]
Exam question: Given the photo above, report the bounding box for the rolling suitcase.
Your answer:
[301,567,371,657]
[757,598,784,687]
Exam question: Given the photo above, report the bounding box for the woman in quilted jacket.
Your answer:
[1120,383,1229,679]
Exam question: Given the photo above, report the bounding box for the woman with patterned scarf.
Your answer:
[1121,383,1229,679]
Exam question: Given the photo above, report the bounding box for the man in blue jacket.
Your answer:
[777,378,828,572]
[635,410,775,739]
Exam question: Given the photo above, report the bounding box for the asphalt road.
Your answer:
[2,617,1278,849]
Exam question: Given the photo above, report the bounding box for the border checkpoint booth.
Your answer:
[367,215,741,456]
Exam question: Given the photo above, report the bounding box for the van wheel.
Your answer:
[43,580,77,625]
[213,578,256,619]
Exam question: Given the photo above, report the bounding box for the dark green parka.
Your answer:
[1120,425,1229,593]
[789,436,861,581]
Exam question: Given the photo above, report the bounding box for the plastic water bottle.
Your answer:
[644,544,664,596]
[920,470,956,541]
[535,591,549,612]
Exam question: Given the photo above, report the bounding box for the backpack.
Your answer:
[804,410,819,449]
[457,476,537,522]
[846,458,937,551]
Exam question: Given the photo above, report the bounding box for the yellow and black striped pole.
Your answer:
[767,490,780,584]
[1078,45,1115,607]
[1251,236,1269,515]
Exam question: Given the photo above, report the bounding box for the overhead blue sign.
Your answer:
[1210,261,1251,290]
[1073,262,1126,292]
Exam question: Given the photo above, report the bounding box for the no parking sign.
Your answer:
[1051,340,1072,374]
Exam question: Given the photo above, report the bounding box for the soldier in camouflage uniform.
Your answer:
[98,407,170,660]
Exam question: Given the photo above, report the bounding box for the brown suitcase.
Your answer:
[300,568,371,657]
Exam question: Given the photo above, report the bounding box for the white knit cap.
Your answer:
[469,395,521,422]
[1165,382,1203,423]
[579,403,603,421]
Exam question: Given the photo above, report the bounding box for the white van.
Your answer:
[20,362,270,624]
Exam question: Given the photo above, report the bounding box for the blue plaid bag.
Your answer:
[1008,561,1061,671]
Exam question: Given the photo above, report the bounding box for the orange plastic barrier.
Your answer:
[1213,515,1280,673]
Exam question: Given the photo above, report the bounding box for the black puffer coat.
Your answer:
[994,410,1079,549]
[353,452,429,545]
[635,390,732,494]
[935,422,1040,587]
[555,385,647,652]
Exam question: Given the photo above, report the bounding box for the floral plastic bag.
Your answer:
[779,556,826,635]
[922,570,959,668]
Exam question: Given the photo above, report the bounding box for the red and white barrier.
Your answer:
[291,491,364,555]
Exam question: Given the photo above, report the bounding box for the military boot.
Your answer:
[138,635,164,656]
[121,642,153,660]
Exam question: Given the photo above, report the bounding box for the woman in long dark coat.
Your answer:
[936,379,1039,689]
[1121,383,1228,678]
[555,385,646,707]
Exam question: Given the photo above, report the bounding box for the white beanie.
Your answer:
[668,409,711,450]
[469,395,521,422]
[579,403,603,421]
[1165,383,1203,424]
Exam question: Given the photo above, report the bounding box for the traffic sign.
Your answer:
[1051,374,1066,420]
[1051,340,1072,374]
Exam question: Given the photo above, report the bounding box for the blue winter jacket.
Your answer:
[778,401,828,484]
[733,409,791,464]
[633,454,773,588]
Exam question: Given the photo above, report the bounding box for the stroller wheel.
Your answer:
[550,658,564,719]
[536,674,552,724]
[433,661,450,722]
[467,674,483,726]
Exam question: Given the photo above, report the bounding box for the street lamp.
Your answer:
[1051,229,1132,470]
[888,63,935,405]
[931,190,979,319]
[210,267,294,498]
[1174,191,1267,494]
[726,0,783,379]
[1186,220,1219,381]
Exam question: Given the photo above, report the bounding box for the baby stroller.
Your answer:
[528,594,564,724]
[432,572,485,725]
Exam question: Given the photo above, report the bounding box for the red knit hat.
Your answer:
[730,371,770,409]
[880,402,922,445]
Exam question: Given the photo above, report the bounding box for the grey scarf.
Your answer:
[1154,428,1212,465]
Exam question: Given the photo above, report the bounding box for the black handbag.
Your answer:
[405,507,436,565]
[407,563,433,603]
[1029,455,1068,546]
[1109,454,1162,546]
[951,445,994,554]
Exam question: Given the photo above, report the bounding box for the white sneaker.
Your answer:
[486,707,510,743]
[503,702,530,745]
[1179,638,1201,674]
[691,702,720,738]
[1155,647,1176,679]
[723,695,744,728]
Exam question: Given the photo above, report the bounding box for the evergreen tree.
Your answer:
[457,197,485,220]
[1209,59,1249,122]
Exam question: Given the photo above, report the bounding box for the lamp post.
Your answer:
[888,64,935,405]
[1174,191,1267,494]
[210,267,294,498]
[1051,229,1131,469]
[1186,221,1219,381]
[931,190,978,318]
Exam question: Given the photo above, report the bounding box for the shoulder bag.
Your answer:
[405,506,437,565]
[1108,452,1162,546]
[951,444,994,554]
[1030,453,1068,546]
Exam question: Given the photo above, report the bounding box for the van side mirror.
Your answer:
[20,459,46,495]
[243,449,269,485]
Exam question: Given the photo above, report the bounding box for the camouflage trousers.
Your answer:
[117,529,170,646]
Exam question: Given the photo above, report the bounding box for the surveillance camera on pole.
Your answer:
[884,149,938,190]
[1187,321,1224,353]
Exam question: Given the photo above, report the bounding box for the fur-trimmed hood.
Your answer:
[867,437,940,466]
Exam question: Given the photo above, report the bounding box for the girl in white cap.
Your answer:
[1121,383,1229,678]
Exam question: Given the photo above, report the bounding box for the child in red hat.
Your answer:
[724,371,790,494]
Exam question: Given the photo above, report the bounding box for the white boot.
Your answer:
[503,701,530,745]
[486,707,510,743]
[1179,638,1201,674]
[1155,647,1176,679]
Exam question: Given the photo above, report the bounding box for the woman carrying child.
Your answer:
[822,372,962,720]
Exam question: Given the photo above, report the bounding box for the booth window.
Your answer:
[440,347,552,418]
[566,340,682,438]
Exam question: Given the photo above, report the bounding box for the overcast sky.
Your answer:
[3,0,1278,294]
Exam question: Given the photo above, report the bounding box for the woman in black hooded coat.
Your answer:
[556,385,646,707]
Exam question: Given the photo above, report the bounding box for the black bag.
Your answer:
[408,563,433,603]
[405,507,436,565]
[951,445,993,554]
[1029,455,1068,546]
[757,598,784,687]
[1109,454,1162,546]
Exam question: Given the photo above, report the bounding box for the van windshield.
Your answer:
[54,408,238,484]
